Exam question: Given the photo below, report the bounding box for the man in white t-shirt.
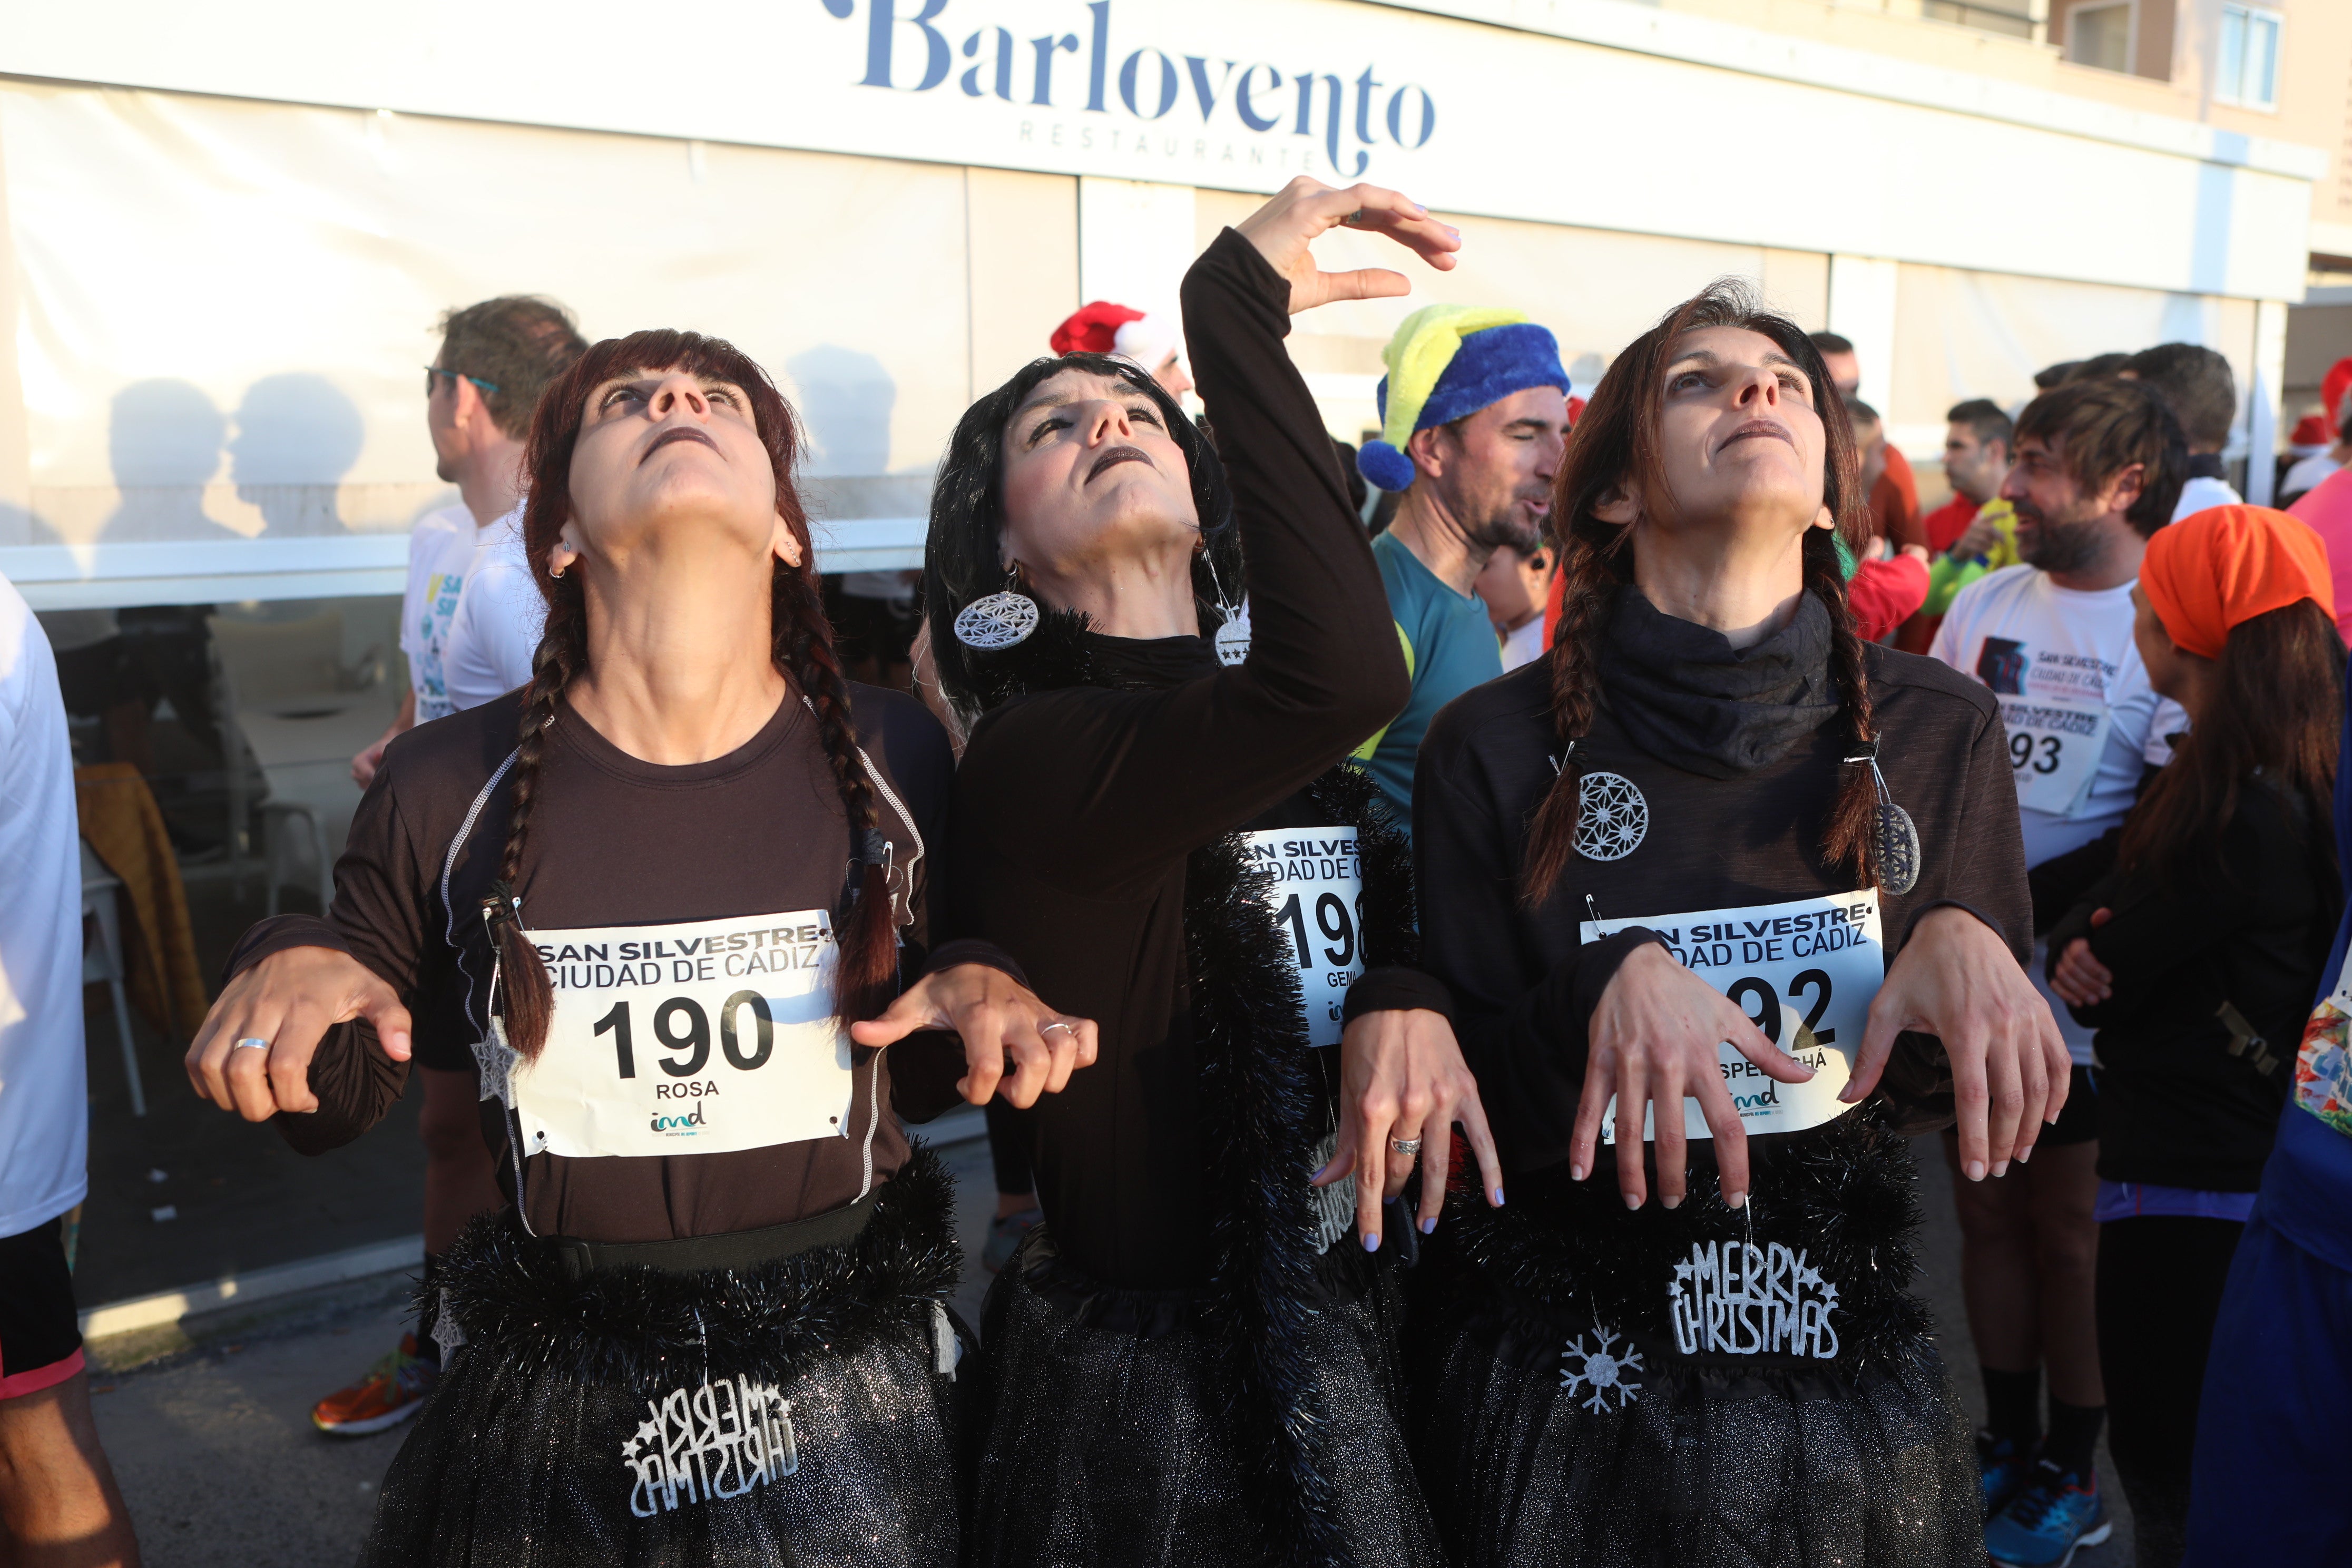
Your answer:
[1929,374,2188,1547]
[0,572,142,1561]
[322,297,586,1439]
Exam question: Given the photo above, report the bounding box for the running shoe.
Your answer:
[982,1208,1042,1274]
[1976,1428,2033,1520]
[1985,1459,2112,1567]
[310,1334,439,1436]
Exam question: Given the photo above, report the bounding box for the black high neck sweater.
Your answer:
[942,230,1410,1289]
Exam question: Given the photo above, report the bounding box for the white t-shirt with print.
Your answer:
[443,503,544,714]
[399,505,475,722]
[0,572,90,1235]
[1497,615,1545,674]
[1932,565,2187,1066]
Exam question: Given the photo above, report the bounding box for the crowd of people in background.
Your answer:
[2,176,2350,1568]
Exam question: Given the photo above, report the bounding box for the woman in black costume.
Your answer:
[923,178,1497,1567]
[184,330,1090,1566]
[1408,282,2071,1567]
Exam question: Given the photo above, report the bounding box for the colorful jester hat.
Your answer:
[1357,305,1571,494]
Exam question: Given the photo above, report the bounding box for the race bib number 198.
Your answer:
[511,910,854,1160]
[1581,892,1885,1143]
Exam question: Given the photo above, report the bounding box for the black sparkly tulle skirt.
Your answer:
[358,1149,968,1568]
[963,1226,1445,1568]
[1409,1114,1978,1568]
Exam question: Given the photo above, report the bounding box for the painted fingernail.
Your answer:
[1660,1194,1682,1210]
[1419,1217,1438,1234]
[1569,1164,1586,1182]
[1491,1187,1506,1207]
[2016,1145,2034,1163]
[1310,1162,1331,1183]
[1363,1232,1379,1252]
[1624,1192,1642,1210]
[1726,1190,1747,1210]
[1966,1160,1986,1182]
[1837,1083,1860,1103]
[1992,1160,2010,1178]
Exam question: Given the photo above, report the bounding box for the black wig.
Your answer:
[922,352,1238,726]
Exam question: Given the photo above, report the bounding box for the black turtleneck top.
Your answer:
[942,229,1411,1290]
[1414,584,2033,1174]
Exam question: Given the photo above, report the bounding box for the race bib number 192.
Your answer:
[1581,892,1884,1143]
[510,910,854,1160]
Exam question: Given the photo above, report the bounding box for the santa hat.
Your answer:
[1052,300,1183,375]
[2327,357,2352,432]
[2290,414,2333,451]
[1358,305,1571,493]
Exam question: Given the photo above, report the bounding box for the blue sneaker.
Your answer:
[1976,1428,2032,1521]
[1985,1459,2112,1567]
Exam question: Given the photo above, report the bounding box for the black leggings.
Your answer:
[2095,1214,2243,1568]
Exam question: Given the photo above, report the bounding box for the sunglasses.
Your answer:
[424,365,501,397]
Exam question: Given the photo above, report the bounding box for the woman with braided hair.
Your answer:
[183,329,1092,1567]
[924,179,1496,1567]
[1406,282,2069,1566]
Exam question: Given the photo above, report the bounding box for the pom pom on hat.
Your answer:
[1359,305,1571,492]
[1051,300,1182,375]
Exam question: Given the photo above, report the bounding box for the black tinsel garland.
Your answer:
[430,1144,961,1397]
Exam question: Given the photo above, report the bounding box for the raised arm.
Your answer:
[969,182,1454,890]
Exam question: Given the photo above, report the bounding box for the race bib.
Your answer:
[510,910,854,1160]
[1242,828,1366,1048]
[1581,892,1884,1143]
[1997,694,2111,817]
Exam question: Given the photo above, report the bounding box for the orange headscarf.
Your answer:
[2140,505,2338,660]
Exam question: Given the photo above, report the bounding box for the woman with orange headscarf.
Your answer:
[2046,504,2345,1565]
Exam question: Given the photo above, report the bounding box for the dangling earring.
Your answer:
[1203,548,1250,666]
[1845,740,1920,894]
[954,563,1040,650]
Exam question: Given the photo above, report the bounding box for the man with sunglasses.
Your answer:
[327,296,587,1438]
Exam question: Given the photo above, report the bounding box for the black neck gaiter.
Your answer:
[1596,585,1838,780]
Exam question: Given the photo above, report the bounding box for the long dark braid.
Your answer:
[484,328,900,1060]
[1521,280,1880,906]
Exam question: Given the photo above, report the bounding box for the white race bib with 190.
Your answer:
[1242,828,1365,1048]
[1997,694,2111,817]
[511,910,852,1160]
[1582,891,1884,1143]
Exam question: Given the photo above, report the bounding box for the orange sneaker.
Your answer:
[310,1333,439,1436]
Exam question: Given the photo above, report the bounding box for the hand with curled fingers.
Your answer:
[1312,1007,1504,1252]
[848,963,1097,1110]
[1570,941,1816,1211]
[1232,176,1460,316]
[1843,905,2069,1182]
[185,945,413,1121]
[2049,908,2114,1008]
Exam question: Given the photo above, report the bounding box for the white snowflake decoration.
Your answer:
[953,590,1039,650]
[1574,771,1649,861]
[1559,1325,1644,1413]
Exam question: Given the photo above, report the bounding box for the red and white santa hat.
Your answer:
[1051,301,1182,376]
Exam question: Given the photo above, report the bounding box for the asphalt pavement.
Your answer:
[86,1133,2131,1566]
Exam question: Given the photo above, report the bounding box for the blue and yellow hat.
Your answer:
[1358,306,1571,493]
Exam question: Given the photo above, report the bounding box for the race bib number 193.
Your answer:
[510,910,854,1160]
[1581,892,1885,1143]
[1998,694,2111,817]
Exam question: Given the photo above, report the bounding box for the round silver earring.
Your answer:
[954,565,1040,650]
[548,563,565,580]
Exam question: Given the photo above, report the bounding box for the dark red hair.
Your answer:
[489,329,899,1060]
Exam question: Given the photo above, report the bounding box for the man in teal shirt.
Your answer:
[1354,306,1571,824]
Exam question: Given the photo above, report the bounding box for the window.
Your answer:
[2217,4,2281,110]
[2066,1,2134,74]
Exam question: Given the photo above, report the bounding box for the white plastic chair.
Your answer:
[80,839,145,1117]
